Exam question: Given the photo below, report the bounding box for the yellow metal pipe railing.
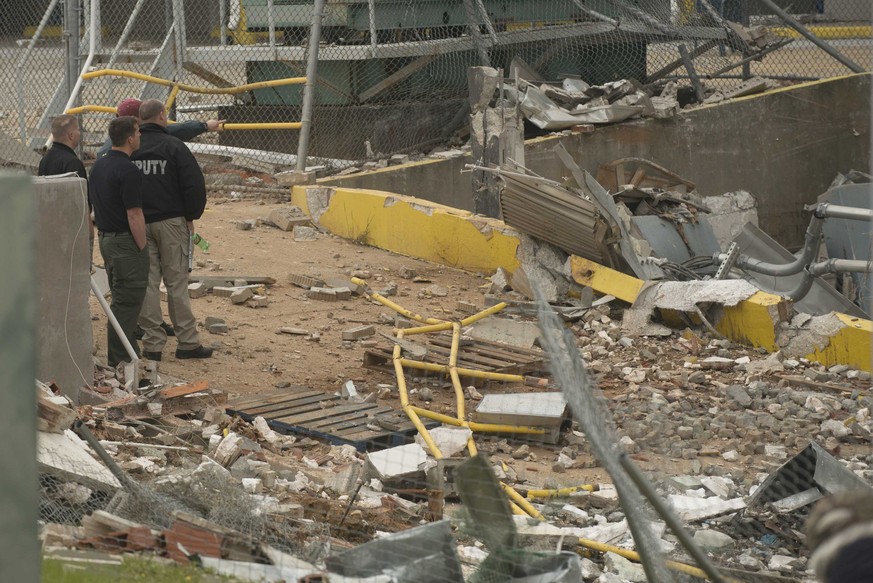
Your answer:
[65,105,302,131]
[71,69,305,131]
[408,406,545,435]
[394,330,443,459]
[576,538,737,582]
[355,277,553,519]
[526,485,596,499]
[81,68,305,95]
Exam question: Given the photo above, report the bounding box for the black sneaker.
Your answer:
[175,345,213,359]
[143,351,162,361]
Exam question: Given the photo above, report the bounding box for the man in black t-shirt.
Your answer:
[89,117,149,368]
[39,114,94,244]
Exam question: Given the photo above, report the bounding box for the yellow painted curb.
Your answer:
[770,25,873,40]
[716,291,791,351]
[806,312,872,372]
[291,185,520,274]
[568,257,871,371]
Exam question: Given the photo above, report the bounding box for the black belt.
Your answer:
[98,230,129,236]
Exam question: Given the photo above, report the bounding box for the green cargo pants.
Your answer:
[99,231,149,367]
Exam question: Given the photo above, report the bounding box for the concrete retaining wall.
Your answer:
[33,175,92,402]
[322,73,871,249]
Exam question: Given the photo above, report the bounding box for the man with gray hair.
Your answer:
[133,99,212,361]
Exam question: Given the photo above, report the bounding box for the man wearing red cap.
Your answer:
[95,98,224,158]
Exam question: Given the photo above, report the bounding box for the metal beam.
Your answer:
[757,0,864,73]
[358,53,439,102]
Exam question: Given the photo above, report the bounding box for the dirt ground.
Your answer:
[87,191,708,487]
[90,197,487,395]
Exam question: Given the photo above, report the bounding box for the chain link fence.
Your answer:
[0,0,870,171]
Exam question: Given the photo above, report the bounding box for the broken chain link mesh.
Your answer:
[1,0,870,170]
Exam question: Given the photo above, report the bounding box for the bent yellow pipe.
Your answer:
[576,538,737,582]
[81,68,305,94]
[64,106,301,131]
[526,485,596,499]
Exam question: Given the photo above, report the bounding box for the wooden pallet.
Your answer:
[363,334,549,385]
[225,387,431,451]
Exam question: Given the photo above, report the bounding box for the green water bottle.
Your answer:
[192,233,210,252]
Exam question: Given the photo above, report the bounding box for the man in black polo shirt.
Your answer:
[90,116,149,368]
[133,99,212,361]
[39,114,94,243]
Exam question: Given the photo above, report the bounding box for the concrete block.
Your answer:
[456,300,478,314]
[268,206,310,232]
[474,392,566,428]
[33,176,92,402]
[213,432,243,467]
[287,273,324,289]
[275,171,315,186]
[213,286,237,297]
[342,325,375,341]
[388,154,410,166]
[325,277,362,295]
[230,287,254,304]
[214,284,262,297]
[293,225,319,241]
[332,287,353,300]
[306,287,338,301]
[250,294,269,308]
[188,282,208,298]
[467,317,540,349]
[366,443,428,480]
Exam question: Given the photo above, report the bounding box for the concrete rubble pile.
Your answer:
[37,274,873,580]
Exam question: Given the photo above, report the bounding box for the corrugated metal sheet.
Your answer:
[498,172,613,265]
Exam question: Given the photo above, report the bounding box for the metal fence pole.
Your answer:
[267,0,277,60]
[757,0,864,73]
[18,0,61,141]
[64,0,81,108]
[295,0,325,173]
[219,0,227,46]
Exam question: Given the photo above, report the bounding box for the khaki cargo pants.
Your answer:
[138,216,201,352]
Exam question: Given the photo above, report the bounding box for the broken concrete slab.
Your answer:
[704,190,758,248]
[667,494,746,521]
[466,317,541,349]
[37,430,121,492]
[293,225,319,242]
[366,443,428,481]
[414,427,472,458]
